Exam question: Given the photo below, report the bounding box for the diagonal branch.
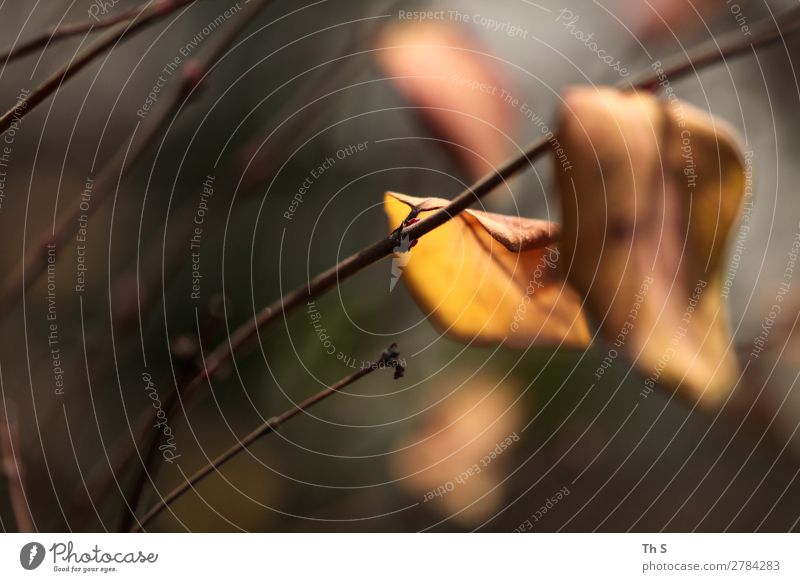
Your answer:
[57,0,276,531]
[0,0,196,136]
[115,0,277,533]
[0,76,188,317]
[0,0,271,321]
[195,2,800,388]
[0,0,172,64]
[629,4,800,88]
[138,2,800,462]
[131,344,404,532]
[87,2,800,532]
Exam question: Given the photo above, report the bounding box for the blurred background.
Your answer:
[0,0,799,532]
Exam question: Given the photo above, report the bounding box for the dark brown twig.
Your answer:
[49,0,275,530]
[114,310,223,532]
[0,0,195,319]
[0,0,169,64]
[0,0,194,322]
[0,0,196,137]
[131,344,403,532]
[0,73,188,318]
[0,406,34,532]
[90,2,800,531]
[629,3,800,88]
[0,0,272,319]
[139,2,800,457]
[114,0,276,532]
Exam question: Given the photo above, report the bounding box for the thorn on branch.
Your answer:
[381,342,405,379]
[181,59,205,94]
[171,334,199,362]
[391,207,422,251]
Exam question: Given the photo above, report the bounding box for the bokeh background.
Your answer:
[0,0,799,532]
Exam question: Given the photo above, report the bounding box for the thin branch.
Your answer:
[112,0,276,531]
[118,9,800,530]
[115,303,225,532]
[71,0,288,526]
[135,3,800,448]
[0,0,270,320]
[0,0,196,136]
[629,4,800,88]
[131,344,403,532]
[85,1,800,531]
[0,80,185,318]
[69,205,228,530]
[0,0,168,64]
[0,406,34,533]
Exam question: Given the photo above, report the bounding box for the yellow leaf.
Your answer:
[555,87,745,406]
[385,192,590,348]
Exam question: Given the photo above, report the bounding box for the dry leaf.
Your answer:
[385,192,590,348]
[391,374,525,526]
[554,86,745,406]
[375,22,513,180]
